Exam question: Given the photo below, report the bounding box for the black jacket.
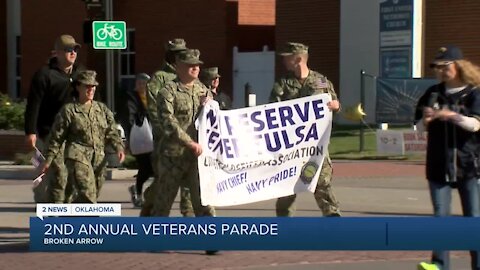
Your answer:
[24,58,82,139]
[127,90,149,138]
[214,91,232,110]
[415,83,480,183]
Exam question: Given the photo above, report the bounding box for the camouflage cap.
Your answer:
[165,38,187,52]
[201,67,221,81]
[75,70,99,86]
[54,34,81,50]
[278,42,309,56]
[177,49,204,65]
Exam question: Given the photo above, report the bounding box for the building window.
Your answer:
[118,29,135,92]
[15,35,21,98]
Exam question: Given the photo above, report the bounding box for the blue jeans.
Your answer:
[428,178,480,270]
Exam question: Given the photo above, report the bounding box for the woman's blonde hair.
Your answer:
[455,59,480,88]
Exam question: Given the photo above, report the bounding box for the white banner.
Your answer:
[197,94,332,206]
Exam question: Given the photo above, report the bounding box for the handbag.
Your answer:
[129,117,154,155]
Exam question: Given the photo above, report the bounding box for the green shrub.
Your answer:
[0,94,25,130]
[13,152,34,165]
[122,154,138,169]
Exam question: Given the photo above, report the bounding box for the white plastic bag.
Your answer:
[129,117,154,155]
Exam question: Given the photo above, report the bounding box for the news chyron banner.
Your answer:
[30,216,480,251]
[197,94,332,206]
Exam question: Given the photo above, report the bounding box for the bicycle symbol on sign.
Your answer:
[96,23,123,40]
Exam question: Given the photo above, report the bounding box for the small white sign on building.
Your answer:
[376,129,427,155]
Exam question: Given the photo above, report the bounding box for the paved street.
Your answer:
[0,161,472,269]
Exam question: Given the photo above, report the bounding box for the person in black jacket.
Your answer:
[127,73,154,207]
[416,45,480,270]
[24,34,83,203]
[200,67,232,110]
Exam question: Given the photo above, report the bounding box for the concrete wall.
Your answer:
[340,0,381,124]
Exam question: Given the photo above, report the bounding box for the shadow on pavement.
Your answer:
[0,227,29,233]
[0,242,29,253]
[343,211,430,217]
[0,206,35,213]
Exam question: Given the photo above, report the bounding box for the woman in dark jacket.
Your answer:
[127,73,154,207]
[416,46,480,270]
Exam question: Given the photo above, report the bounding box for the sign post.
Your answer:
[91,17,127,111]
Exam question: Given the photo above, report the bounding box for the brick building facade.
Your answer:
[275,0,480,97]
[423,0,480,77]
[21,0,87,98]
[3,0,480,101]
[276,0,341,92]
[0,0,274,159]
[2,0,480,159]
[0,1,7,95]
[14,0,275,101]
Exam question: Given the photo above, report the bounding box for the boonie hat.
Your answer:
[165,38,187,52]
[201,67,221,81]
[75,70,99,86]
[177,49,203,65]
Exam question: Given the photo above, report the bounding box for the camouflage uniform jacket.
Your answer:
[146,62,177,138]
[270,70,338,158]
[45,101,124,166]
[269,69,338,102]
[156,79,209,157]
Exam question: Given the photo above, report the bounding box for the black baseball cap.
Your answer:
[430,45,463,68]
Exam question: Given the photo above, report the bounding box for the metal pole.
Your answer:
[360,69,365,152]
[244,83,251,107]
[105,0,114,111]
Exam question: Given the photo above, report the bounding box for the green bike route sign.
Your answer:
[92,21,127,49]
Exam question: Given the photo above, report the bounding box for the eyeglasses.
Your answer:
[64,47,79,53]
[82,84,96,88]
[430,61,453,70]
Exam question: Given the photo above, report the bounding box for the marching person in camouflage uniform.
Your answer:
[141,38,194,217]
[269,42,341,217]
[200,67,232,110]
[152,49,215,219]
[40,70,125,203]
[24,34,83,203]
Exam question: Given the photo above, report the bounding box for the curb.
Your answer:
[0,165,136,181]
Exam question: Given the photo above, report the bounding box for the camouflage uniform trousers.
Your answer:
[33,136,74,203]
[140,141,194,217]
[65,154,107,203]
[276,156,341,217]
[151,153,215,217]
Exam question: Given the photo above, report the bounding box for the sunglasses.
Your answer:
[64,47,79,53]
